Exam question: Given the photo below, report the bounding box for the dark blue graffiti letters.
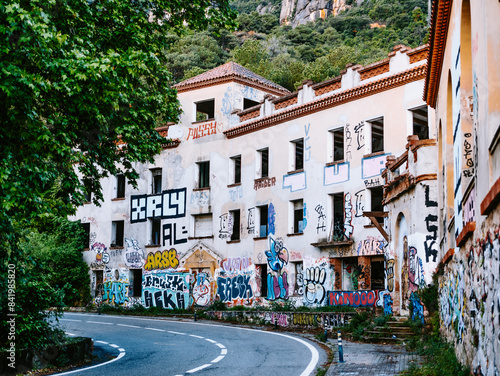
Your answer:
[267,272,289,300]
[131,188,187,223]
[217,275,253,303]
[162,223,188,246]
[102,281,129,305]
[142,272,189,310]
[424,185,438,207]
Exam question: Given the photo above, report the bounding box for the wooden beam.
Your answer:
[368,216,389,242]
[362,211,388,217]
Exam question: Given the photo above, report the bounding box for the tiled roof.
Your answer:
[174,62,290,96]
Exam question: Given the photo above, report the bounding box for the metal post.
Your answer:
[324,327,328,342]
[194,311,197,322]
[337,330,345,363]
[274,316,278,330]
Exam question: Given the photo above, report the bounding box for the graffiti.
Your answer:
[324,162,349,185]
[357,259,371,290]
[222,257,250,273]
[217,275,253,303]
[131,188,187,223]
[283,171,306,192]
[401,236,409,309]
[187,121,217,140]
[89,232,97,245]
[143,272,190,309]
[345,123,352,162]
[247,208,255,234]
[323,313,351,328]
[92,242,109,264]
[386,259,395,292]
[302,203,308,230]
[295,263,304,295]
[102,281,129,305]
[144,249,179,271]
[268,203,276,235]
[315,204,326,233]
[254,176,276,190]
[304,267,326,305]
[364,177,381,188]
[190,190,210,207]
[354,189,365,217]
[266,236,289,300]
[410,291,424,324]
[90,262,105,270]
[304,123,311,162]
[229,185,243,201]
[383,293,393,315]
[162,223,188,246]
[357,237,386,256]
[344,193,353,239]
[424,212,438,263]
[354,121,364,150]
[463,132,474,169]
[408,246,425,291]
[193,273,211,306]
[293,313,320,327]
[269,312,289,327]
[124,238,144,268]
[362,154,390,179]
[328,290,380,307]
[218,213,233,239]
[463,186,475,223]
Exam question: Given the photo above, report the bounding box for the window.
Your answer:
[258,148,269,178]
[151,169,162,194]
[331,192,344,240]
[198,161,210,189]
[195,99,215,121]
[111,220,124,247]
[258,264,268,297]
[243,98,259,110]
[231,155,241,184]
[194,214,213,238]
[292,199,304,234]
[292,138,304,170]
[411,106,429,140]
[82,222,91,249]
[371,118,384,153]
[129,269,143,297]
[332,127,344,162]
[94,270,103,298]
[230,209,240,241]
[371,258,385,290]
[150,218,161,245]
[116,174,125,198]
[258,205,268,237]
[370,186,384,224]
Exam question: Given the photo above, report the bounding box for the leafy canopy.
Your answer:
[0,0,237,239]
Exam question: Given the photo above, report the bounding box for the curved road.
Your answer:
[56,312,324,376]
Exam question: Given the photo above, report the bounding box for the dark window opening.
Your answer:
[371,259,385,290]
[258,205,268,237]
[370,186,384,224]
[260,264,268,297]
[112,220,124,247]
[151,218,161,245]
[94,270,103,298]
[333,128,344,162]
[332,192,344,240]
[371,118,384,153]
[116,174,125,198]
[260,148,269,178]
[82,222,90,249]
[129,269,143,297]
[151,169,162,194]
[412,106,429,140]
[293,199,304,234]
[232,155,241,184]
[294,139,304,170]
[198,161,210,189]
[196,99,215,121]
[230,209,240,241]
[243,98,259,110]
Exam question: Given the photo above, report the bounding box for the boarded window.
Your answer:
[194,214,213,237]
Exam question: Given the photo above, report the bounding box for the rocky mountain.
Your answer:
[280,0,363,26]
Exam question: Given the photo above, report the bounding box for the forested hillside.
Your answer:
[166,0,429,91]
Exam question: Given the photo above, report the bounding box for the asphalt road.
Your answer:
[56,312,324,376]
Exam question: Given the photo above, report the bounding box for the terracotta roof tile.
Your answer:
[174,61,290,96]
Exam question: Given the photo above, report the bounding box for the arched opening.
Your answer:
[394,213,408,314]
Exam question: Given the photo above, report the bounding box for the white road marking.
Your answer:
[221,348,227,355]
[205,338,217,343]
[66,332,76,336]
[145,327,165,332]
[117,323,141,328]
[189,334,204,339]
[60,319,82,322]
[95,340,109,345]
[186,363,212,373]
[211,355,225,363]
[168,330,185,335]
[87,321,113,325]
[109,344,120,348]
[215,343,225,349]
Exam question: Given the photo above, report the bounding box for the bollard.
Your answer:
[324,328,328,342]
[194,311,197,322]
[274,317,278,330]
[337,330,345,363]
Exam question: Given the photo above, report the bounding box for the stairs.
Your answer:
[363,316,419,344]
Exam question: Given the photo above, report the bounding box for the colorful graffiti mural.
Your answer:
[304,267,326,305]
[266,236,289,300]
[124,238,144,268]
[142,272,190,309]
[328,290,381,307]
[144,249,179,271]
